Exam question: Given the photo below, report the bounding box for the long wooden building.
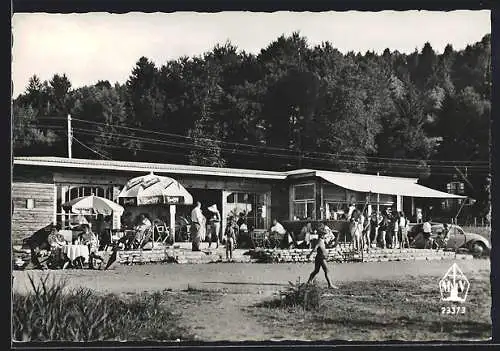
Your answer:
[11,156,465,244]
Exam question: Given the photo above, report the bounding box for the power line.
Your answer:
[71,127,490,171]
[69,117,489,165]
[71,135,112,160]
[70,129,489,176]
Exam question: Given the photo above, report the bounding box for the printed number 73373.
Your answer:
[441,306,466,315]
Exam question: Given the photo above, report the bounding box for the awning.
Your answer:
[316,171,467,199]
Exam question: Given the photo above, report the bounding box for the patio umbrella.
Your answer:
[62,195,124,216]
[117,172,193,206]
[118,172,193,245]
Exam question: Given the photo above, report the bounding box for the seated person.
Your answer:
[269,219,287,247]
[78,224,103,269]
[270,219,286,236]
[434,223,450,248]
[320,222,336,247]
[296,222,313,249]
[134,213,153,247]
[121,212,134,230]
[47,225,70,269]
[98,215,113,251]
[22,223,58,269]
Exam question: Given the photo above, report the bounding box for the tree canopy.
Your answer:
[13,32,491,216]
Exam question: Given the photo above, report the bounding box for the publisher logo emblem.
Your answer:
[439,263,469,303]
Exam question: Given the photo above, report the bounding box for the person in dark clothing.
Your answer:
[22,223,57,269]
[99,215,113,251]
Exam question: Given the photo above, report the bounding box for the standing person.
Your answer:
[369,212,378,248]
[422,217,432,249]
[190,202,204,251]
[399,211,410,249]
[391,211,400,249]
[225,217,237,262]
[347,203,356,221]
[207,204,221,249]
[306,231,337,289]
[361,210,371,252]
[377,210,389,249]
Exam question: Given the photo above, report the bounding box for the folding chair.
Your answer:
[155,224,170,243]
[139,227,153,249]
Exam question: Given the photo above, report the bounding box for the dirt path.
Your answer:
[12,259,491,342]
[12,258,490,295]
[174,291,273,341]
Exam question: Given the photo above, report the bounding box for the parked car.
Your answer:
[408,222,490,256]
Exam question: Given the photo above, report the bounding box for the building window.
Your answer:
[26,199,35,209]
[56,184,117,227]
[293,184,315,220]
[446,181,465,195]
[226,192,268,229]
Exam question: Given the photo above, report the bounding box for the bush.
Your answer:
[12,274,192,342]
[279,278,322,311]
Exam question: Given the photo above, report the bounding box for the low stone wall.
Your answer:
[116,246,472,265]
[248,247,472,263]
[116,248,253,265]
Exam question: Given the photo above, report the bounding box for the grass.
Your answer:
[256,277,322,311]
[12,274,194,342]
[250,270,492,341]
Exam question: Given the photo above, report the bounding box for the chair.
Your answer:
[155,223,170,243]
[138,227,153,249]
[251,229,268,248]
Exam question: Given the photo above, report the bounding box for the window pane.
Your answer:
[306,202,315,220]
[293,202,306,219]
[294,184,314,200]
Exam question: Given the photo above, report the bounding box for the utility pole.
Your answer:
[67,114,72,159]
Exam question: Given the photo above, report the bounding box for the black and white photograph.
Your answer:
[11,8,492,344]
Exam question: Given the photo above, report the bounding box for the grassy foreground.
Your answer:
[250,270,492,341]
[12,274,193,342]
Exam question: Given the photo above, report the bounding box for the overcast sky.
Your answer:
[12,10,491,98]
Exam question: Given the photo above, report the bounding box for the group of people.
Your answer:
[23,221,106,270]
[190,202,223,251]
[269,219,337,250]
[348,205,411,251]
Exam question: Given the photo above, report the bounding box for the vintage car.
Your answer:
[408,222,490,256]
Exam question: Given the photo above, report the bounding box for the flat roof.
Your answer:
[13,156,287,180]
[14,156,462,198]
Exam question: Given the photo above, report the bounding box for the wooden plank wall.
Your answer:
[12,182,54,244]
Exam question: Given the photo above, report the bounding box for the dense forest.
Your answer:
[12,32,491,217]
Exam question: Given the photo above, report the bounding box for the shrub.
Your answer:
[279,277,322,311]
[12,274,192,342]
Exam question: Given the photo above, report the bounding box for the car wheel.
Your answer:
[470,242,487,257]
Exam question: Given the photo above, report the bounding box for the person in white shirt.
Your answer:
[398,211,410,249]
[270,219,286,235]
[191,202,205,251]
[422,218,432,249]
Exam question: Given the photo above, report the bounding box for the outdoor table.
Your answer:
[62,244,89,263]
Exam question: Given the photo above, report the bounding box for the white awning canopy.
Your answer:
[315,171,467,199]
